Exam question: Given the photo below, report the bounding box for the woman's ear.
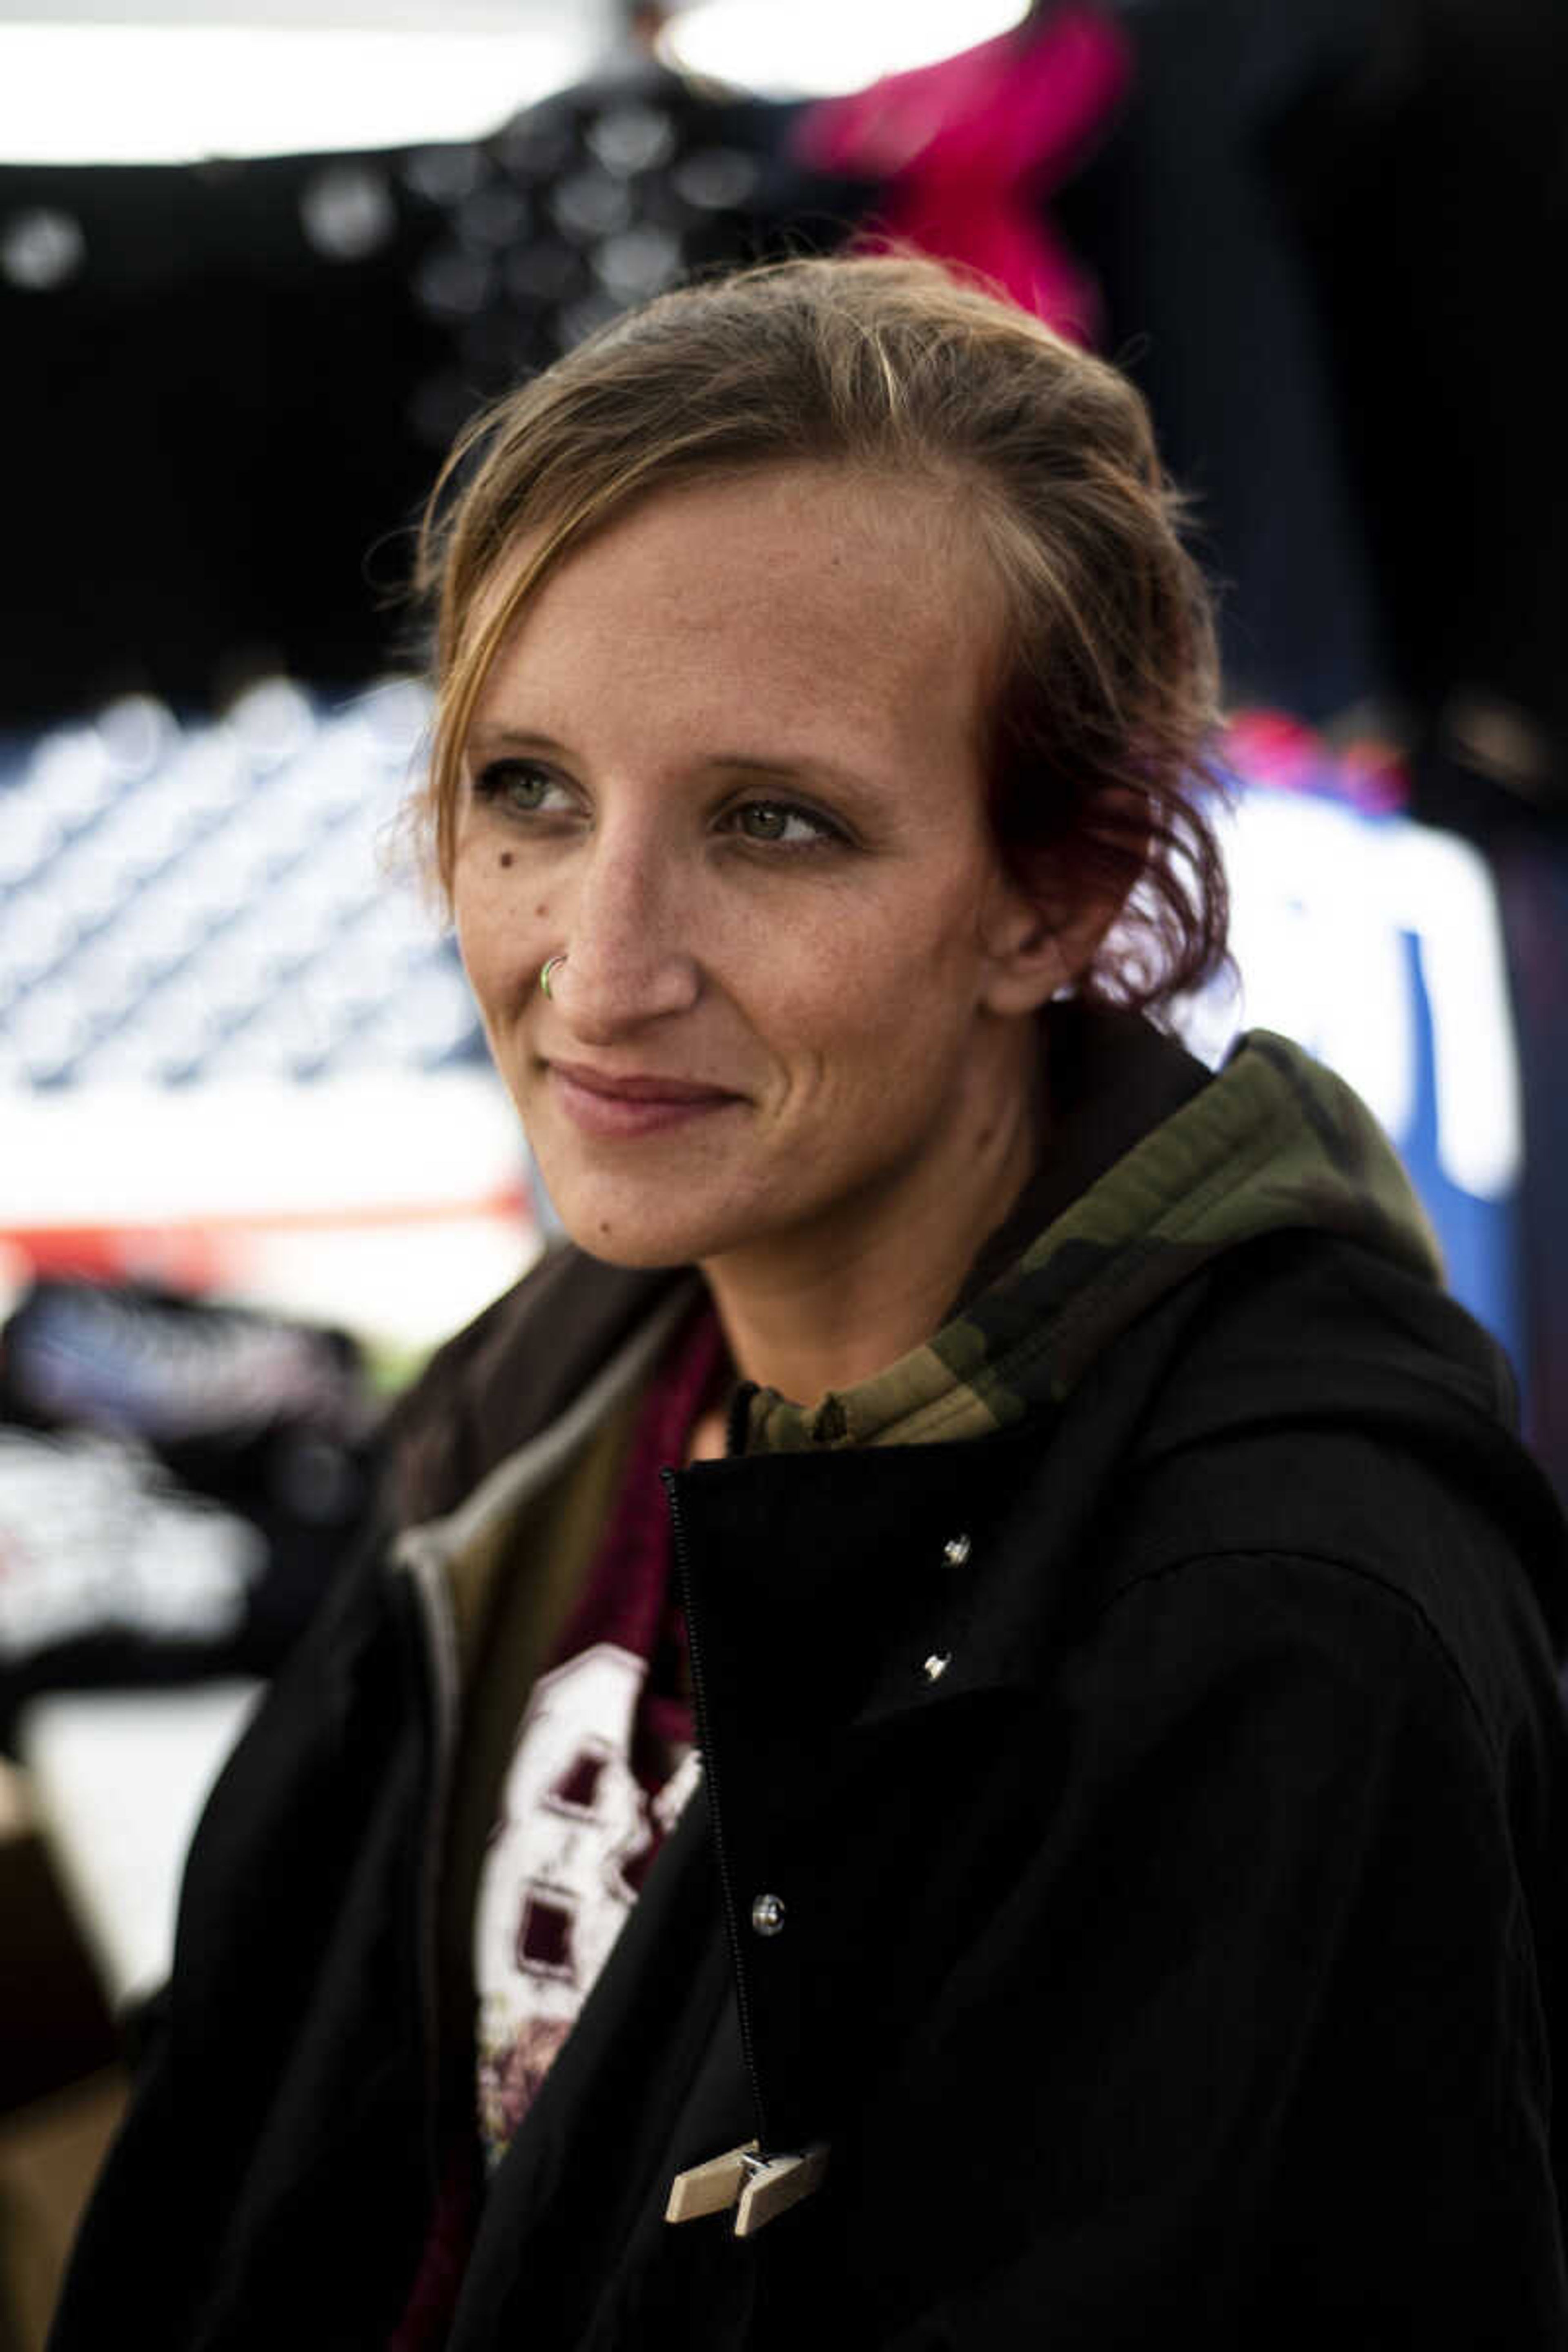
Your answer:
[979,875,1120,1014]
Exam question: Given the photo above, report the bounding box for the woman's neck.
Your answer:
[699,1060,1043,1409]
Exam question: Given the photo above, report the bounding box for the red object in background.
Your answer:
[1,1227,232,1295]
[1223,706,1411,816]
[794,7,1132,342]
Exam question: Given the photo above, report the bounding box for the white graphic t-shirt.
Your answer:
[474,1642,698,2166]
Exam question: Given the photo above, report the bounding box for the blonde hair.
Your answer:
[414,253,1228,1012]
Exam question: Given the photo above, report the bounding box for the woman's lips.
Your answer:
[546,1059,744,1139]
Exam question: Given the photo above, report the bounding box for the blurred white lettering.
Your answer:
[1196,793,1521,1200]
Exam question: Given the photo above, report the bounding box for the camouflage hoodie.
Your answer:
[737,1018,1446,1457]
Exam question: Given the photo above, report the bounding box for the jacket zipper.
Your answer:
[662,1465,773,2152]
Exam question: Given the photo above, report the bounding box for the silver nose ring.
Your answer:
[539,954,567,1000]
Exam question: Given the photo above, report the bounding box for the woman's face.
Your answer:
[451,463,1059,1283]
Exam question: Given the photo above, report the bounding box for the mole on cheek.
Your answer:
[534,902,547,918]
[497,851,514,870]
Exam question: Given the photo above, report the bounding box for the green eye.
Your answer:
[474,760,555,812]
[727,799,844,849]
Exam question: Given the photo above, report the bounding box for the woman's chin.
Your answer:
[543,1188,740,1271]
[570,1225,707,1272]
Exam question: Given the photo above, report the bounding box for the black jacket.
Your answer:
[52,1022,1568,2348]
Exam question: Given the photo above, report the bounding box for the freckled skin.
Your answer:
[450,464,1066,1397]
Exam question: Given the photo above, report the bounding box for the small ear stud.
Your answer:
[539,955,567,999]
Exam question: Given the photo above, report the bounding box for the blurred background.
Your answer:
[0,0,1564,2336]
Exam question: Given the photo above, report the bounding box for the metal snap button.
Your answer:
[750,1892,786,1938]
[922,1652,951,1682]
[942,1533,971,1566]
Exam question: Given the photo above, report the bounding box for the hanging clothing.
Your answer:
[407,59,872,443]
[1050,0,1392,722]
[795,8,1131,343]
[0,92,866,724]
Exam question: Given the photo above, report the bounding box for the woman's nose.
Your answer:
[549,833,701,1040]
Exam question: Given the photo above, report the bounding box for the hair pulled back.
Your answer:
[415,253,1228,1014]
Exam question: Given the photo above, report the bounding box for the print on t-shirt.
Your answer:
[474,1639,697,2168]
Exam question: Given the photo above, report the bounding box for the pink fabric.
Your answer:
[795,7,1131,343]
[543,1296,724,1766]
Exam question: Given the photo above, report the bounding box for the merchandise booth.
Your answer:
[0,2,1564,2337]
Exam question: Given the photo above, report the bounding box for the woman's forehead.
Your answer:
[468,463,998,683]
[465,465,1004,758]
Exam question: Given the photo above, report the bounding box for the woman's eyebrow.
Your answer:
[703,753,836,782]
[466,729,872,795]
[465,724,572,757]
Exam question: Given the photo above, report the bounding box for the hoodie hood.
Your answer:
[739,1026,1445,1455]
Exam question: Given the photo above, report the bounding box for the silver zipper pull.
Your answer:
[665,2138,830,2234]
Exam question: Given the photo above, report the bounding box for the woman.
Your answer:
[54,258,1568,2348]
